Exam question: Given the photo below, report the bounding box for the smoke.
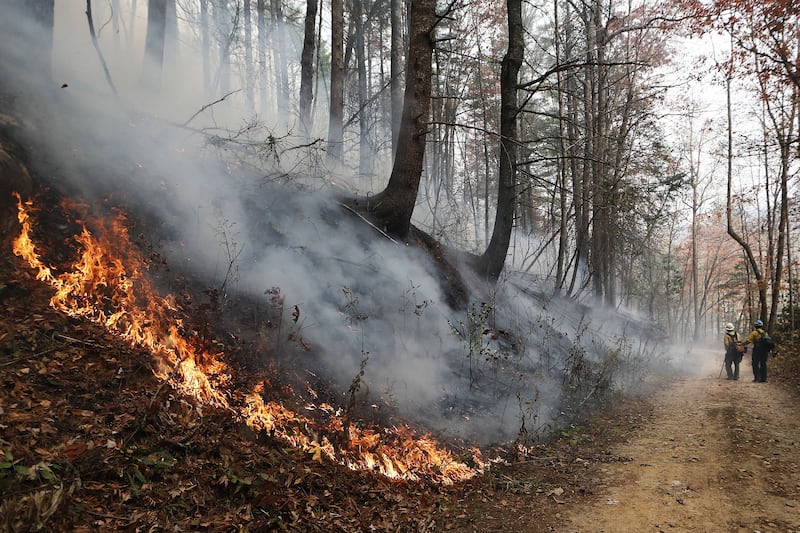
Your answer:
[0,3,669,446]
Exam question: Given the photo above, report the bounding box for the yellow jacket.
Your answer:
[744,327,766,345]
[723,332,740,350]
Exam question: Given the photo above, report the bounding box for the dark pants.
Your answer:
[725,352,742,379]
[752,351,768,382]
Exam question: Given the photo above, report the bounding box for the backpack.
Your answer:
[759,332,776,353]
[726,333,743,355]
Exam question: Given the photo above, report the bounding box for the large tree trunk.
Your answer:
[0,141,34,241]
[327,0,344,161]
[143,0,167,90]
[214,0,231,95]
[201,0,211,98]
[353,0,436,239]
[725,53,767,322]
[271,0,289,118]
[389,0,404,158]
[244,0,255,110]
[2,0,54,79]
[477,0,523,281]
[299,0,318,135]
[354,0,371,178]
[257,0,269,115]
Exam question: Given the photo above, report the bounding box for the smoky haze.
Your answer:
[0,4,669,445]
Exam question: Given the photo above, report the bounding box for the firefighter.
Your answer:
[722,322,743,380]
[744,319,770,382]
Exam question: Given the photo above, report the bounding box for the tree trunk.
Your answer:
[143,0,167,90]
[215,0,231,94]
[244,0,254,110]
[327,0,344,161]
[353,0,435,239]
[390,0,404,158]
[3,0,54,78]
[353,0,371,178]
[201,0,211,98]
[112,0,121,49]
[257,0,268,114]
[554,0,568,293]
[271,0,289,118]
[299,0,318,135]
[724,51,767,322]
[478,0,523,281]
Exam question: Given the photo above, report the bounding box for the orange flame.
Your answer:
[11,193,482,483]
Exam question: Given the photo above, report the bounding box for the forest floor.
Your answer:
[3,233,800,531]
[561,351,800,532]
[444,349,800,532]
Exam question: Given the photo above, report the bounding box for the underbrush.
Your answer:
[772,331,800,391]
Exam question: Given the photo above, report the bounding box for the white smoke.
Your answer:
[0,2,668,445]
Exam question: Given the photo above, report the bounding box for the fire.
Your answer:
[11,193,483,484]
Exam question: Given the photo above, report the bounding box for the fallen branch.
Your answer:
[0,347,59,367]
[339,203,400,246]
[53,333,106,348]
[85,0,119,98]
[183,89,242,127]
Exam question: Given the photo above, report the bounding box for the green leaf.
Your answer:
[37,463,56,481]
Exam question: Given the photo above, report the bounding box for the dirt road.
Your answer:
[565,348,800,533]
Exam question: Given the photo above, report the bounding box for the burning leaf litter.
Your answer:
[11,192,483,484]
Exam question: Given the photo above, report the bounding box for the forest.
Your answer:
[1,0,799,530]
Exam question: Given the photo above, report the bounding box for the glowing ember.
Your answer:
[11,193,483,483]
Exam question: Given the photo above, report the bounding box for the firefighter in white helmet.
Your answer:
[722,322,743,380]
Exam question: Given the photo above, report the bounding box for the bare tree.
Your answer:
[327,0,344,161]
[143,0,168,90]
[389,0,404,157]
[244,0,255,110]
[299,0,318,135]
[271,0,289,117]
[477,0,523,281]
[257,0,268,114]
[353,0,371,178]
[2,0,54,78]
[201,0,211,98]
[349,0,436,239]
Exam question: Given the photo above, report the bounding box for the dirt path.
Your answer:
[564,349,800,533]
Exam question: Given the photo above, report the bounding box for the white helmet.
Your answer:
[725,323,735,332]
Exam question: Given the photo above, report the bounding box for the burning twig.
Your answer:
[53,333,106,348]
[342,355,368,444]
